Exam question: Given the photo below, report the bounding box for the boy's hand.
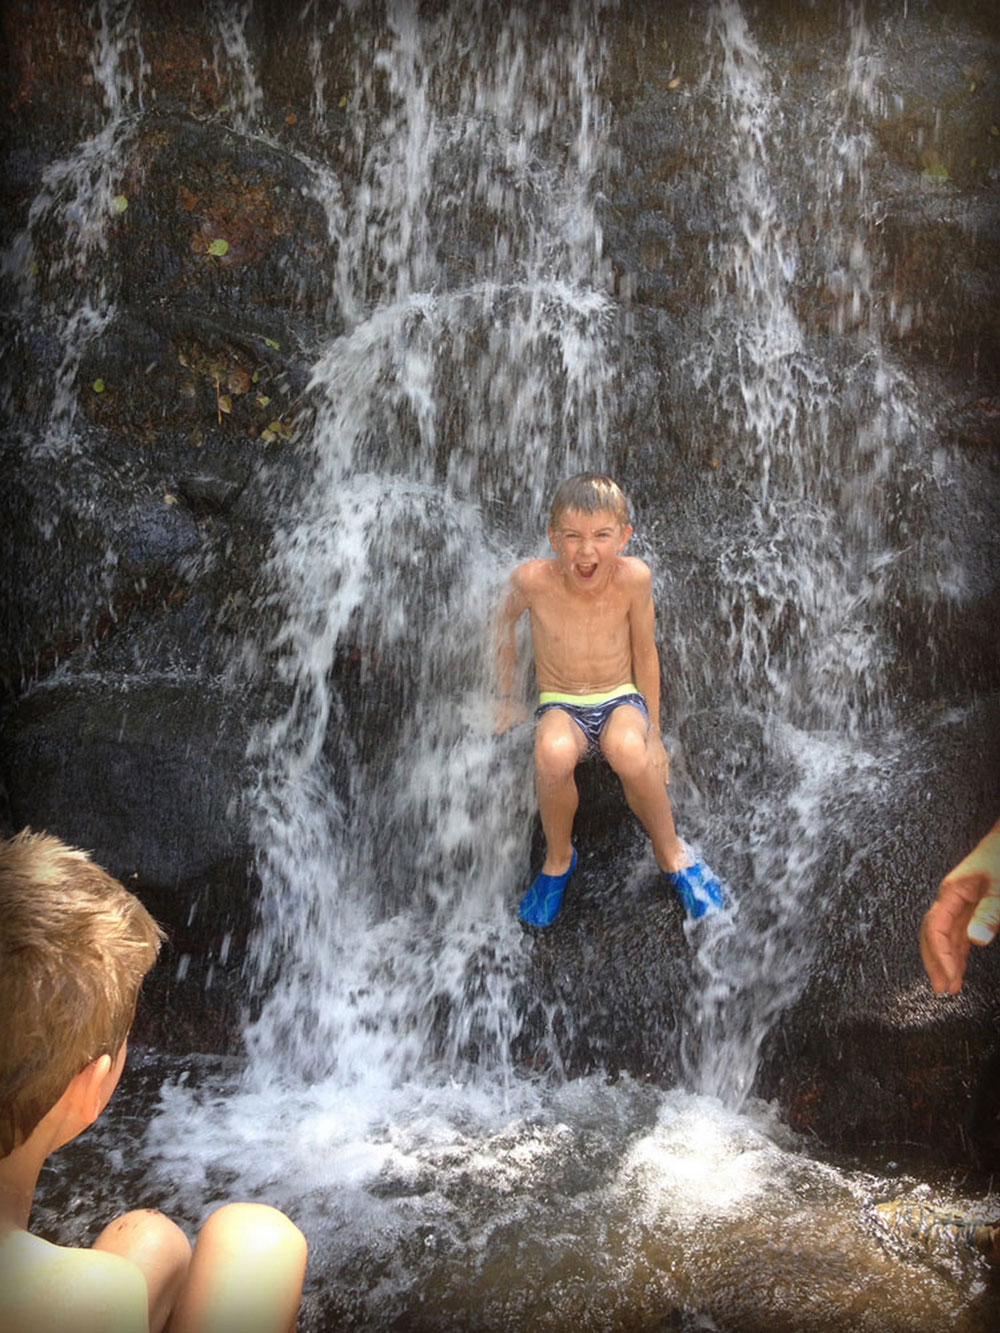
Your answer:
[493,698,529,734]
[648,734,670,785]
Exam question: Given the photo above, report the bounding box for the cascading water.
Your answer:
[675,0,929,1107]
[239,0,617,1104]
[2,0,146,457]
[14,2,998,1328]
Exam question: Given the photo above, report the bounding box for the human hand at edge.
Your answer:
[920,822,1000,995]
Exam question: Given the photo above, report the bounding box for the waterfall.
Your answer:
[1,0,146,458]
[11,3,996,1326]
[209,0,264,134]
[242,0,617,1101]
[676,0,926,1104]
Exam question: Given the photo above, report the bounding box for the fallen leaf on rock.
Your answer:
[261,419,293,442]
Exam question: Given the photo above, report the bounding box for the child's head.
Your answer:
[548,473,629,531]
[0,829,164,1157]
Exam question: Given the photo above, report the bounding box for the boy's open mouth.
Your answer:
[577,563,597,579]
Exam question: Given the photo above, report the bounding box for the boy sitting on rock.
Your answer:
[493,472,725,927]
[0,828,307,1333]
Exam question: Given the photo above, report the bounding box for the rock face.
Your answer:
[0,1,998,1170]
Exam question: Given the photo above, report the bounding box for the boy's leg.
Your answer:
[600,706,687,873]
[166,1202,306,1333]
[534,709,588,873]
[93,1209,192,1333]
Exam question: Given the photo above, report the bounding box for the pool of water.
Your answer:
[32,1047,999,1332]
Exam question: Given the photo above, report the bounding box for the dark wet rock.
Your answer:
[678,709,790,804]
[120,494,202,568]
[109,115,337,337]
[177,471,246,515]
[2,676,253,893]
[506,762,692,1083]
[877,192,1000,375]
[755,694,1000,1169]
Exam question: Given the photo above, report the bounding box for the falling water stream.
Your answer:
[15,2,998,1329]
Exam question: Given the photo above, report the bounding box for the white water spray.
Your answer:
[677,1,927,1105]
[241,1,617,1112]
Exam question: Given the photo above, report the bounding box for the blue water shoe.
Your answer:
[519,849,577,927]
[665,855,725,920]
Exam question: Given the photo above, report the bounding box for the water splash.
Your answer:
[694,0,924,732]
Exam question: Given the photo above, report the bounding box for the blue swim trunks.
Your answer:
[535,683,649,753]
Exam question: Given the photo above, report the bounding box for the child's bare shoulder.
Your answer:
[511,558,556,596]
[0,1229,148,1333]
[616,555,652,591]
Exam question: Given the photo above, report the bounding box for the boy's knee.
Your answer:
[94,1209,192,1331]
[96,1207,192,1266]
[201,1201,306,1262]
[603,727,647,779]
[535,731,580,780]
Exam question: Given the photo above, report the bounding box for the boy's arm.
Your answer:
[628,563,670,783]
[491,568,530,733]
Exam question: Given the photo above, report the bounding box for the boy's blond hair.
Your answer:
[548,473,629,529]
[0,829,164,1156]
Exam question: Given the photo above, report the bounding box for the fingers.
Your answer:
[968,884,1000,946]
[920,870,997,995]
[920,908,962,995]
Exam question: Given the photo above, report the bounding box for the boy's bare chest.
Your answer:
[529,590,630,650]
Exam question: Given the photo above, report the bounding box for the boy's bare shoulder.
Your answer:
[616,555,652,592]
[0,1229,148,1333]
[511,558,557,595]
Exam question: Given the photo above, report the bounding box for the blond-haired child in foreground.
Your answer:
[494,472,725,926]
[0,828,307,1333]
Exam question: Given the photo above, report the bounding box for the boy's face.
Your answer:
[547,507,632,589]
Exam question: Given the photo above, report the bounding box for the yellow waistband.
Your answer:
[538,683,639,707]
